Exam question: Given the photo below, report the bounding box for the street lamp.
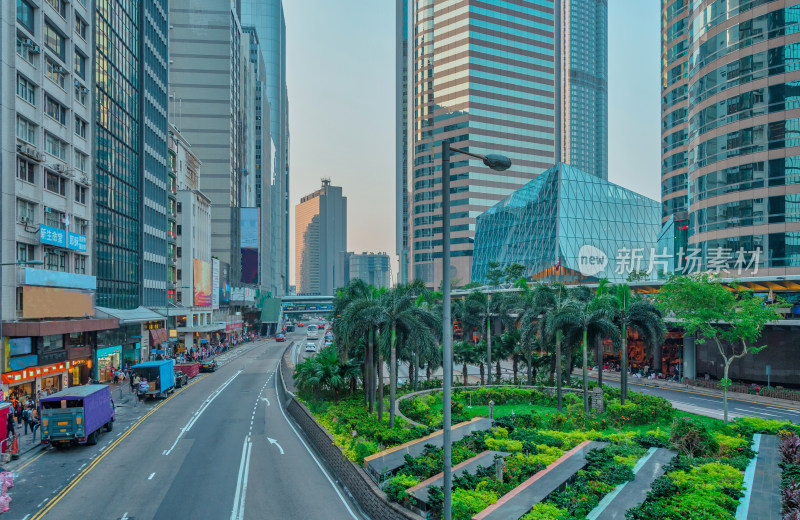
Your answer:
[441,141,510,520]
[0,260,45,369]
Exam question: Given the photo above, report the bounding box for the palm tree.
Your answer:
[365,285,438,428]
[454,341,475,385]
[500,328,522,384]
[337,280,381,414]
[536,283,570,411]
[548,295,618,414]
[493,328,516,384]
[294,346,351,401]
[464,290,506,385]
[609,285,666,404]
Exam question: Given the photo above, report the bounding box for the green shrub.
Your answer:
[383,474,419,503]
[521,503,571,520]
[451,488,498,520]
[669,417,719,457]
[730,416,798,437]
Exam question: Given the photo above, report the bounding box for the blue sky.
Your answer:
[284,1,661,281]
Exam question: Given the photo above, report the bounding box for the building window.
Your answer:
[16,198,35,223]
[16,242,34,264]
[44,208,65,229]
[16,116,36,144]
[74,184,87,204]
[74,82,87,105]
[74,255,86,274]
[74,152,87,173]
[45,57,66,88]
[16,157,35,184]
[75,116,87,138]
[16,288,24,313]
[17,0,35,32]
[177,269,182,280]
[177,247,182,258]
[16,35,37,65]
[74,51,86,79]
[176,224,182,236]
[73,217,88,235]
[44,23,66,61]
[74,16,88,40]
[177,202,182,213]
[45,96,67,125]
[45,171,67,196]
[45,0,67,19]
[45,249,67,272]
[16,74,35,105]
[45,133,66,160]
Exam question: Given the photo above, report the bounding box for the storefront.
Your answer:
[67,346,93,387]
[1,361,71,401]
[95,345,122,382]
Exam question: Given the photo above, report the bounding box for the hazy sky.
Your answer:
[283,1,661,283]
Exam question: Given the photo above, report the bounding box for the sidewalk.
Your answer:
[580,369,800,410]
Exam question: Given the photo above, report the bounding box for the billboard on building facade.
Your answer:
[193,258,212,306]
[220,261,231,305]
[22,286,94,319]
[240,207,259,284]
[211,258,220,310]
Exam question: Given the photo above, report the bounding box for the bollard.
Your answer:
[488,400,494,419]
[495,457,504,483]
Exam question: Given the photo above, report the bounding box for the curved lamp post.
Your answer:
[441,141,510,520]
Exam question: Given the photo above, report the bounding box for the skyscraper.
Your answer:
[396,0,410,285]
[661,1,800,275]
[241,0,290,295]
[295,180,347,296]
[94,0,169,310]
[403,0,608,288]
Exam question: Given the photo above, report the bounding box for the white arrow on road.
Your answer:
[260,397,270,406]
[267,437,284,455]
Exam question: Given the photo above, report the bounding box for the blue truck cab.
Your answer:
[39,385,115,447]
[132,360,176,398]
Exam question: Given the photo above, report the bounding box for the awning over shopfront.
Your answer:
[95,306,164,324]
[175,323,225,333]
[1,318,119,337]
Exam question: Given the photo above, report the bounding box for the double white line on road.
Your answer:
[231,435,253,520]
[163,370,243,456]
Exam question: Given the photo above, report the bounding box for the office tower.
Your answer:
[295,180,347,295]
[661,1,800,275]
[348,253,392,289]
[240,0,290,295]
[93,0,169,310]
[168,0,243,280]
[405,0,608,288]
[396,0,410,284]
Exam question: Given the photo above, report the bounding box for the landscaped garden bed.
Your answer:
[780,431,800,519]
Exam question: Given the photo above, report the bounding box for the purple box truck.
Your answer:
[40,384,115,447]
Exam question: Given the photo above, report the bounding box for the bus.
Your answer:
[306,324,319,339]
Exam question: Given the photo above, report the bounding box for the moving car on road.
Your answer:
[174,370,189,388]
[297,322,305,328]
[276,333,286,342]
[306,324,319,339]
[199,359,217,372]
[305,342,317,352]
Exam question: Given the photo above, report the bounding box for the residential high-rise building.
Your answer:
[404,0,608,288]
[295,180,347,295]
[168,0,243,281]
[93,0,170,310]
[661,1,800,276]
[241,0,290,295]
[348,253,392,290]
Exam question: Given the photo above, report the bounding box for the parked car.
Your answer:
[174,370,189,388]
[324,340,333,347]
[199,360,217,372]
[276,333,286,342]
[305,342,317,352]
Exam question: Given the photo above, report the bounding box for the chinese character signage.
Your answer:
[212,258,220,310]
[39,224,66,247]
[67,232,87,252]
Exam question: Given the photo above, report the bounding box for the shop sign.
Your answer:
[96,345,122,358]
[39,224,66,247]
[2,360,72,385]
[9,355,38,371]
[67,346,93,360]
[226,321,243,331]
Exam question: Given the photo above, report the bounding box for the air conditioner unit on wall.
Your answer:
[54,163,67,173]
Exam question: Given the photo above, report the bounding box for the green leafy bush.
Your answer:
[521,503,571,520]
[669,418,719,457]
[383,474,419,503]
[451,488,498,520]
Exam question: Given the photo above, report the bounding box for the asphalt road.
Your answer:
[596,376,800,424]
[11,328,363,520]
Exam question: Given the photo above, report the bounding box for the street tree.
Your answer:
[657,273,782,423]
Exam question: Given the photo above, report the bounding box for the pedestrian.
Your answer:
[30,409,40,443]
[22,406,31,435]
[14,401,22,426]
[6,412,15,442]
[130,373,137,394]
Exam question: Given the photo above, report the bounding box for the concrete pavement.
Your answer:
[8,328,364,520]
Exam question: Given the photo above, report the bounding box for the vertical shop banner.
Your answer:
[193,259,212,306]
[212,258,220,310]
[220,261,231,305]
[240,207,259,284]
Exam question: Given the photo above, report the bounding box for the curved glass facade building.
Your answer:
[472,163,660,283]
[662,0,800,274]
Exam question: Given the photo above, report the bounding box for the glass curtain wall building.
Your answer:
[407,0,608,288]
[662,1,800,274]
[94,0,142,309]
[241,0,290,295]
[396,0,411,284]
[472,164,660,283]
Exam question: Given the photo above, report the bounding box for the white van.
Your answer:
[306,324,319,339]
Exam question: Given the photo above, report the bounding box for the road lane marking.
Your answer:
[163,370,242,456]
[267,437,284,455]
[147,472,155,480]
[274,363,358,519]
[30,374,208,520]
[15,447,50,472]
[230,435,253,520]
